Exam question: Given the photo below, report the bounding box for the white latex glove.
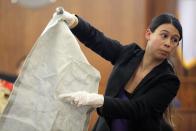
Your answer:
[53,7,78,28]
[58,91,104,108]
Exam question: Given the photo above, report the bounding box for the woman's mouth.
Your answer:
[159,50,169,56]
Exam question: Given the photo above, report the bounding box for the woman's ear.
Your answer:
[145,29,152,40]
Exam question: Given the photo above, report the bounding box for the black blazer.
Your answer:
[71,16,180,131]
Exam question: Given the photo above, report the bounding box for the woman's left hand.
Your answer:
[58,91,104,108]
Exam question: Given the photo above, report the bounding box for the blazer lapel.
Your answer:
[133,60,168,95]
[109,51,144,97]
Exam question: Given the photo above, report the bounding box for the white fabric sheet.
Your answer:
[0,14,100,131]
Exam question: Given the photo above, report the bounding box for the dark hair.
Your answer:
[149,13,183,41]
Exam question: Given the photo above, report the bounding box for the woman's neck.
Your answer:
[140,52,164,72]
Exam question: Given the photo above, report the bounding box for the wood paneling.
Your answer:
[145,0,177,25]
[174,109,196,131]
[174,77,196,131]
[178,77,196,109]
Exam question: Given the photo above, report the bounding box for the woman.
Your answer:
[56,8,182,131]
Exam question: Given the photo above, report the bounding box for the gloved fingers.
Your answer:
[75,100,83,107]
[58,93,72,98]
[58,91,103,108]
[53,8,71,20]
[58,93,83,106]
[75,99,85,107]
[52,8,66,21]
[56,7,64,15]
[58,93,74,103]
[52,6,78,28]
[52,12,66,22]
[71,99,79,105]
[73,96,85,107]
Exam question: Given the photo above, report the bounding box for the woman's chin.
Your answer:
[155,54,168,61]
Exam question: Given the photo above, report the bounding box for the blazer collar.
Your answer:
[118,53,169,96]
[110,51,144,97]
[132,59,170,95]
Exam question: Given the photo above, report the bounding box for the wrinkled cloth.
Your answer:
[0,14,100,131]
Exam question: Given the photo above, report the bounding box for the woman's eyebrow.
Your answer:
[160,30,169,33]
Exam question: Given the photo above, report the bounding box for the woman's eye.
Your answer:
[161,33,168,38]
[172,38,179,43]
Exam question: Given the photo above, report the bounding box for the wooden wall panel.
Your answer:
[145,0,177,25]
[174,109,196,131]
[0,0,26,74]
[178,77,196,109]
[173,77,196,131]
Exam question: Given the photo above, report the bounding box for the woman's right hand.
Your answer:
[53,7,78,29]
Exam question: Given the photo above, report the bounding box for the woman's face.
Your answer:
[145,23,180,60]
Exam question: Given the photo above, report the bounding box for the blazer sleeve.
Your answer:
[71,16,123,65]
[97,75,180,120]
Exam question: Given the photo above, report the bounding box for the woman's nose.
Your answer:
[164,39,171,48]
